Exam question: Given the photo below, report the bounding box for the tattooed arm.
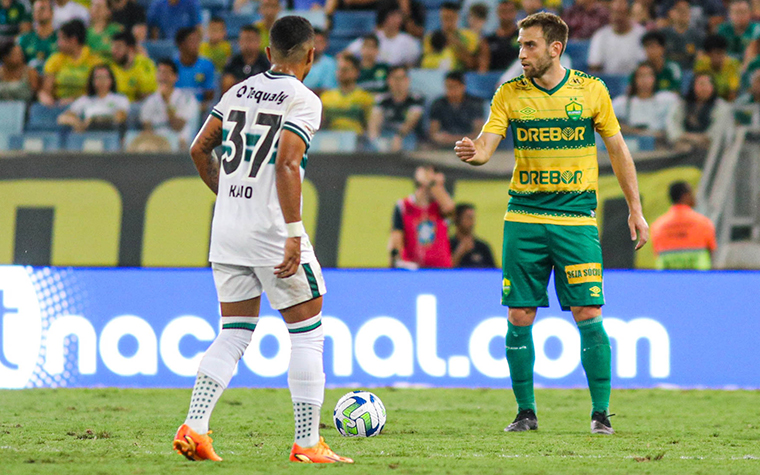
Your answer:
[190,115,223,195]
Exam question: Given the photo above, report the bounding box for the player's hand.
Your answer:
[629,212,649,251]
[275,237,301,278]
[455,137,477,162]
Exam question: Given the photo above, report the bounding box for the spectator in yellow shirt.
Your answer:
[200,16,231,72]
[320,54,375,134]
[39,19,103,105]
[422,2,479,70]
[694,34,741,101]
[110,30,157,101]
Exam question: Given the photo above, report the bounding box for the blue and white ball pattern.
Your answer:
[333,390,386,437]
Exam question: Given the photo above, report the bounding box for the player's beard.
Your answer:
[523,50,553,79]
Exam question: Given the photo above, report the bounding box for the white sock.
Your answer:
[184,317,256,433]
[287,314,325,448]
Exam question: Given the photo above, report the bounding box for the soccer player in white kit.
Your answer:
[172,16,353,464]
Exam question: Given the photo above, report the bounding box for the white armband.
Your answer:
[286,221,305,238]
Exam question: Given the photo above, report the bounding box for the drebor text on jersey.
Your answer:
[235,85,289,105]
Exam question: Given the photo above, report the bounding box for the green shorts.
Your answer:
[501,220,605,311]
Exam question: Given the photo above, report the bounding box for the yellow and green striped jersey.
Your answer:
[482,69,620,226]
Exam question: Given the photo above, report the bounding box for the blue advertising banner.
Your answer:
[0,266,758,389]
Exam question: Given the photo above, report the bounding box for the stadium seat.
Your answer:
[419,0,449,8]
[126,102,143,130]
[65,131,122,152]
[144,40,176,63]
[409,68,446,102]
[596,74,628,98]
[310,131,357,153]
[564,39,589,73]
[326,36,354,57]
[8,132,62,152]
[278,9,327,30]
[26,103,67,132]
[219,11,258,40]
[465,71,503,100]
[424,8,441,32]
[681,70,694,95]
[199,0,227,13]
[0,100,26,136]
[331,11,376,38]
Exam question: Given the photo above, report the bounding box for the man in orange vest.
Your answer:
[651,181,717,269]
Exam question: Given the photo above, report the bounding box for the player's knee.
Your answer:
[572,306,602,323]
[508,307,537,326]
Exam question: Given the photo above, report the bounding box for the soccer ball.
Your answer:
[333,390,386,437]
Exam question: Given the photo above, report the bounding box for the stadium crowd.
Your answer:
[2,0,760,152]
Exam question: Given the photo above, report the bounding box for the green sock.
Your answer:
[506,321,536,413]
[578,316,612,415]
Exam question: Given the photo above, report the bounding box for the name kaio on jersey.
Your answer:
[235,85,289,105]
[229,185,253,198]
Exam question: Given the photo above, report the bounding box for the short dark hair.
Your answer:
[469,3,489,19]
[387,64,408,76]
[86,64,117,96]
[112,30,136,47]
[517,12,568,55]
[59,19,87,45]
[339,53,361,70]
[703,34,728,52]
[441,1,460,11]
[209,16,226,25]
[377,8,399,27]
[175,26,198,46]
[314,27,326,37]
[455,203,475,222]
[269,15,315,61]
[157,58,179,74]
[0,40,15,61]
[642,30,666,47]
[669,181,692,204]
[240,24,260,35]
[445,70,465,84]
[362,33,379,47]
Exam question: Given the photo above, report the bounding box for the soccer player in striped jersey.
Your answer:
[172,15,353,464]
[455,12,649,435]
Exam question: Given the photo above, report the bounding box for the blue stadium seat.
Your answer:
[219,11,258,40]
[326,36,353,57]
[26,103,67,132]
[310,131,357,153]
[0,101,26,135]
[199,0,227,13]
[465,71,503,100]
[564,39,589,73]
[681,69,694,95]
[419,0,449,8]
[424,8,441,32]
[409,68,446,102]
[126,102,143,130]
[278,9,327,30]
[65,132,122,152]
[331,11,376,38]
[144,40,176,62]
[8,132,62,152]
[596,74,628,98]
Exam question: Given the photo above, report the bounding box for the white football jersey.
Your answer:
[208,70,322,266]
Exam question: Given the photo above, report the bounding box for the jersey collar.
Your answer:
[530,68,570,96]
[264,70,296,79]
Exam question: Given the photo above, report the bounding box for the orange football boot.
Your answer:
[289,436,354,463]
[173,424,223,461]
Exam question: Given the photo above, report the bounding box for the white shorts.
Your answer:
[211,260,327,310]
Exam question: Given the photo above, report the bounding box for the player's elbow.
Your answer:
[275,154,301,176]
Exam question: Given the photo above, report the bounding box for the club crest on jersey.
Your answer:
[417,220,436,245]
[235,85,289,105]
[565,100,583,120]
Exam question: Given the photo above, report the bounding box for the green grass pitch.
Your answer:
[1,388,759,474]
